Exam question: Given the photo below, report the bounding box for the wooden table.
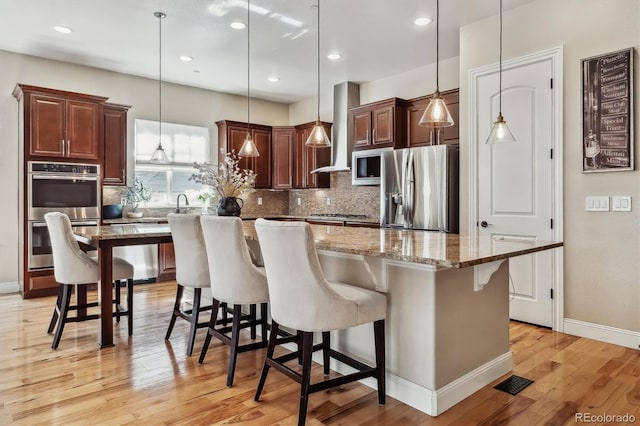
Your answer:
[74,224,173,348]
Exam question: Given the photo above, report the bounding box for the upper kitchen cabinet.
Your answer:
[407,89,459,147]
[351,98,407,150]
[216,120,272,189]
[13,84,107,162]
[272,127,295,189]
[103,103,131,186]
[294,121,331,189]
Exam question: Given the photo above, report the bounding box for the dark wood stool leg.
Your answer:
[126,278,134,336]
[297,330,304,365]
[298,331,314,426]
[115,279,122,322]
[198,299,220,364]
[226,304,242,387]
[52,284,73,349]
[374,319,386,405]
[221,302,228,323]
[255,321,279,401]
[47,285,63,334]
[186,288,202,356]
[165,285,184,340]
[322,331,330,375]
[76,284,87,319]
[260,303,268,344]
[250,304,257,340]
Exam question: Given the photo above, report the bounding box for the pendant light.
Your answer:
[238,0,260,157]
[486,0,516,144]
[150,11,170,163]
[419,0,454,128]
[305,0,331,147]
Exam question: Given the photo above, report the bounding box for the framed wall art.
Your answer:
[582,47,634,172]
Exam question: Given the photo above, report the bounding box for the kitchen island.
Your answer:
[75,221,561,416]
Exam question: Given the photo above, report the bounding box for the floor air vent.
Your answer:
[493,375,534,395]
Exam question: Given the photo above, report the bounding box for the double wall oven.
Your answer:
[27,161,100,270]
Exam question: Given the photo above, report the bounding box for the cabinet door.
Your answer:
[371,105,394,146]
[103,105,128,185]
[353,111,371,149]
[272,128,294,189]
[438,92,459,144]
[66,99,101,160]
[157,243,176,281]
[407,100,435,147]
[29,93,66,158]
[306,122,331,189]
[252,128,272,189]
[228,125,252,171]
[293,128,308,188]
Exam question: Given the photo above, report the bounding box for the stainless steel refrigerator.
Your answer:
[380,145,459,233]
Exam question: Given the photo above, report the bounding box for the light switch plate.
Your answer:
[257,197,263,206]
[585,196,609,212]
[611,195,631,212]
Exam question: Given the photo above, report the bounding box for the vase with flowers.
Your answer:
[190,151,256,217]
[123,178,153,218]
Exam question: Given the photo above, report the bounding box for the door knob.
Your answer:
[480,220,490,228]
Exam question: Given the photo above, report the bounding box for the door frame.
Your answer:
[468,46,564,331]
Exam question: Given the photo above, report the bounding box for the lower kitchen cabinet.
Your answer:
[157,243,176,281]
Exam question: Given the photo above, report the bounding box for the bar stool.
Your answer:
[166,213,213,356]
[254,218,387,426]
[199,216,269,387]
[44,212,135,349]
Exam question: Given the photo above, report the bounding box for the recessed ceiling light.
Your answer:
[54,26,73,34]
[327,53,342,61]
[193,70,200,73]
[230,21,246,30]
[268,76,280,83]
[414,17,433,26]
[179,55,194,62]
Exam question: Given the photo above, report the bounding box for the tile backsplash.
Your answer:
[103,171,379,219]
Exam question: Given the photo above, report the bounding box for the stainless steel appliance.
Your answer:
[380,145,459,232]
[351,147,392,185]
[27,161,101,270]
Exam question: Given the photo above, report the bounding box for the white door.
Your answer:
[476,56,555,327]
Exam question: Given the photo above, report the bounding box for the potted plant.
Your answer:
[124,178,152,218]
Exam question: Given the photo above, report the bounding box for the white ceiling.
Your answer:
[0,0,534,103]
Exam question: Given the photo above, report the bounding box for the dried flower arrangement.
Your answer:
[190,151,256,198]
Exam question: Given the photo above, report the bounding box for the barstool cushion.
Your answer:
[167,214,210,289]
[255,218,387,332]
[200,216,269,305]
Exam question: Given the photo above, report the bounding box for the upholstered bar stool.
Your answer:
[166,213,213,356]
[254,218,387,426]
[44,212,135,349]
[199,216,269,387]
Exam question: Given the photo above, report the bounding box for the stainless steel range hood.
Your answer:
[311,82,360,173]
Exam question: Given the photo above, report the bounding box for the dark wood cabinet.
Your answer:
[103,103,130,185]
[294,121,331,189]
[272,127,295,189]
[217,120,272,189]
[407,89,459,147]
[157,243,176,281]
[13,84,106,162]
[351,98,407,150]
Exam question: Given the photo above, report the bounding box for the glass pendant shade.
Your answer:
[419,92,454,127]
[238,131,260,157]
[305,120,331,147]
[150,141,169,163]
[486,113,516,144]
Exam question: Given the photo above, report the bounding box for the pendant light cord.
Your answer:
[316,0,321,121]
[436,0,439,92]
[499,0,503,115]
[247,0,251,131]
[158,12,163,147]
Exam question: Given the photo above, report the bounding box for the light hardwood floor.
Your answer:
[1,281,639,425]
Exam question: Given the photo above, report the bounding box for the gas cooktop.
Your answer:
[310,213,369,219]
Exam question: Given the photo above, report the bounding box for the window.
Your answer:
[135,119,211,206]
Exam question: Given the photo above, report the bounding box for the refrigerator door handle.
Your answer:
[404,150,414,228]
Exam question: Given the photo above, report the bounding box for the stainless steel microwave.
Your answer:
[351,147,392,185]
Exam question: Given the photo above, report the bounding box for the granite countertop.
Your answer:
[76,222,562,269]
[102,214,379,226]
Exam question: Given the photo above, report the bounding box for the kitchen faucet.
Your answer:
[176,193,189,213]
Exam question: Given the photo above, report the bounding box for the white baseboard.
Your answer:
[564,318,640,350]
[0,281,20,294]
[283,341,512,416]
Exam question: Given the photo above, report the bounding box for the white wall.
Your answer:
[459,0,640,331]
[0,49,289,285]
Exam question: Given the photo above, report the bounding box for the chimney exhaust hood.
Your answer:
[311,81,360,173]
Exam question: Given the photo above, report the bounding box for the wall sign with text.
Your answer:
[582,48,634,172]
